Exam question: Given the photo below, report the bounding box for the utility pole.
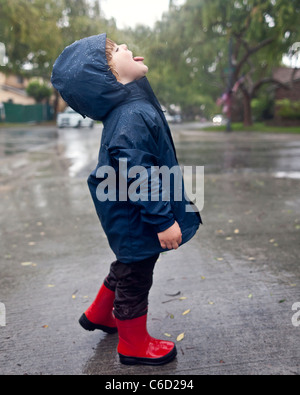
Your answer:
[226,37,234,132]
[0,42,6,66]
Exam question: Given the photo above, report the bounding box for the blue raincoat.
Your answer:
[51,33,202,264]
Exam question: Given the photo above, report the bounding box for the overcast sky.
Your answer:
[101,0,185,29]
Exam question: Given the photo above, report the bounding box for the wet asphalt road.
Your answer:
[0,123,300,375]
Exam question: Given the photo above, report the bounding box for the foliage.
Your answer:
[276,99,300,119]
[26,80,52,102]
[59,0,117,47]
[251,94,274,121]
[0,0,118,78]
[141,0,300,123]
[0,0,64,77]
[0,0,299,123]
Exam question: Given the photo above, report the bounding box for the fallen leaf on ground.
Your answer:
[182,309,191,316]
[21,262,34,267]
[177,333,185,342]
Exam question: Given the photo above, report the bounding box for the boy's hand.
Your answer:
[158,221,182,250]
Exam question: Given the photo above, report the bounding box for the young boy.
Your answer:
[51,33,202,366]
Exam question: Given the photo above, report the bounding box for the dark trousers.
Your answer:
[104,254,160,321]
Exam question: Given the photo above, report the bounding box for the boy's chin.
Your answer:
[135,68,149,81]
[141,64,149,75]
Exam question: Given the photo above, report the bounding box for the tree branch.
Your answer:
[234,37,275,80]
[291,67,300,87]
[251,78,290,96]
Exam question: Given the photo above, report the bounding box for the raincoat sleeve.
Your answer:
[108,112,175,233]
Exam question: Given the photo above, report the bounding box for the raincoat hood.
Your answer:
[51,33,130,121]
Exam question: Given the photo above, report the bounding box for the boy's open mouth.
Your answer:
[133,56,144,62]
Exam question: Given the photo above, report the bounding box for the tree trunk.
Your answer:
[242,90,253,127]
[53,89,60,117]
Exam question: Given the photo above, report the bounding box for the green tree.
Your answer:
[136,0,300,124]
[181,0,300,125]
[26,80,52,103]
[60,0,115,46]
[0,0,64,77]
[0,0,118,79]
[129,1,226,120]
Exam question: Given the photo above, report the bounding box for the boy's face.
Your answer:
[111,43,149,84]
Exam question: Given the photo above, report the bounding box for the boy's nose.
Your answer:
[121,44,128,50]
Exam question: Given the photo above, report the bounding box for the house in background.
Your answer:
[0,72,62,123]
[273,67,300,102]
[272,67,300,125]
[0,72,36,105]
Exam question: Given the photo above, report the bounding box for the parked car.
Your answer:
[212,114,224,124]
[0,102,5,122]
[57,107,94,129]
[164,112,182,124]
[173,114,182,123]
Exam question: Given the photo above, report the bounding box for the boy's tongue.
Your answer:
[134,56,144,62]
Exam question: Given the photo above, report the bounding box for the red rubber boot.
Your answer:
[79,283,117,334]
[116,314,177,365]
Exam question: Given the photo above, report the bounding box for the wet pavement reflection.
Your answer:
[0,124,299,375]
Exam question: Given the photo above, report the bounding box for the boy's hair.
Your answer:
[106,38,119,79]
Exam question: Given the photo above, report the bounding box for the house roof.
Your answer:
[1,84,28,97]
[273,67,300,84]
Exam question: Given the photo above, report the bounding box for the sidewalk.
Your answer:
[0,125,299,375]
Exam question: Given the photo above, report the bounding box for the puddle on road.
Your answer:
[1,126,300,180]
[0,128,58,156]
[0,126,100,179]
[175,137,300,176]
[273,171,300,180]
